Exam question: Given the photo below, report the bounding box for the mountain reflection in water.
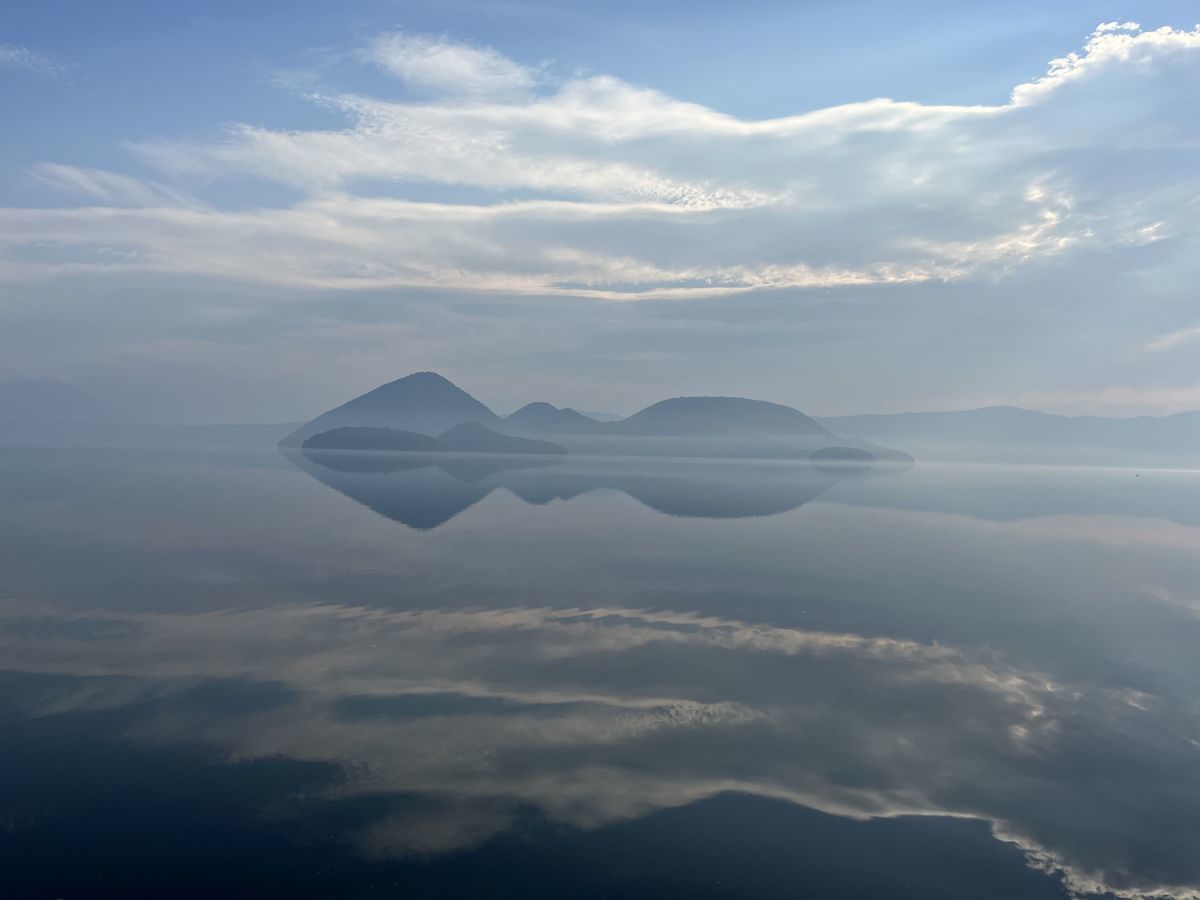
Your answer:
[290,448,890,527]
[1,446,1199,899]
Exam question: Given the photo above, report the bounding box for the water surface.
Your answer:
[2,446,1198,898]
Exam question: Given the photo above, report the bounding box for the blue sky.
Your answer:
[1,1,1199,422]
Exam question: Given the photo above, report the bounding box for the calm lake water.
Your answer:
[2,445,1199,899]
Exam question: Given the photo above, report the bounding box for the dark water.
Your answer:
[2,445,1199,899]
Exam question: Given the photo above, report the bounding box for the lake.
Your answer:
[2,445,1198,898]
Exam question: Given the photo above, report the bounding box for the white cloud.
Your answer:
[0,24,1197,303]
[0,42,67,79]
[30,163,202,209]
[1010,22,1200,106]
[363,30,538,97]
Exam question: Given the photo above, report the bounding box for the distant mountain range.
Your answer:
[818,405,1200,464]
[281,372,905,462]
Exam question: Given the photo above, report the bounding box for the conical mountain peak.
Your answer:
[281,372,498,446]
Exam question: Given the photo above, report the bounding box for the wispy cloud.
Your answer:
[30,163,202,209]
[363,30,539,97]
[1,23,1197,300]
[1144,324,1200,354]
[0,42,68,80]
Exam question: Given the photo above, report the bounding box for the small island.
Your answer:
[302,422,567,456]
[810,446,877,462]
[302,426,440,452]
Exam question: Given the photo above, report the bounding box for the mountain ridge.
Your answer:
[503,402,601,433]
[614,396,831,437]
[282,371,906,462]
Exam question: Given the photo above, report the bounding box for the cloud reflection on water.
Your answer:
[1,450,1199,897]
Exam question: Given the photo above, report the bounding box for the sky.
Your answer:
[1,0,1199,423]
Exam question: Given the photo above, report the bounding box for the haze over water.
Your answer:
[2,445,1199,898]
[5,3,1200,896]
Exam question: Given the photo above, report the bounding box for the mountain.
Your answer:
[303,422,566,456]
[503,402,601,433]
[280,372,499,447]
[502,394,906,460]
[284,373,908,462]
[614,397,831,437]
[0,380,116,423]
[819,405,1200,464]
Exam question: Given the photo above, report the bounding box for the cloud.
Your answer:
[1144,324,1200,354]
[29,163,202,209]
[1011,21,1199,105]
[0,43,67,80]
[1,24,1194,303]
[3,23,1200,418]
[363,30,538,97]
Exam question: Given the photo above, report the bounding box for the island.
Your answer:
[302,421,566,456]
[282,371,911,463]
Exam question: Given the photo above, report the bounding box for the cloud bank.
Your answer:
[3,23,1198,300]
